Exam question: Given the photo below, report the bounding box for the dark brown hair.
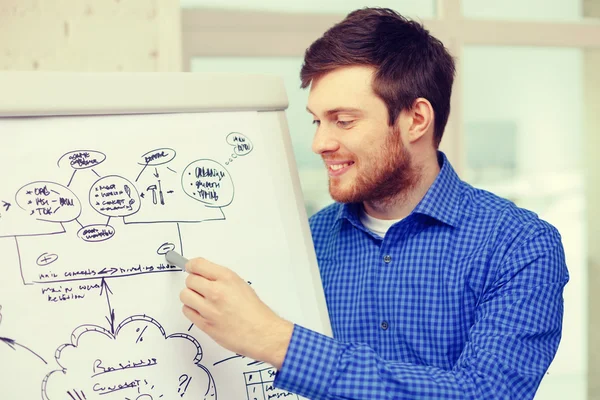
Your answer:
[301,8,455,147]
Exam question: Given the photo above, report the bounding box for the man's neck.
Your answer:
[363,152,441,220]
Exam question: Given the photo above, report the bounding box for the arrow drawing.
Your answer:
[0,337,48,364]
[98,267,118,276]
[0,306,47,364]
[99,279,116,335]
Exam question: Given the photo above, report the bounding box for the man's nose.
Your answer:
[312,126,340,155]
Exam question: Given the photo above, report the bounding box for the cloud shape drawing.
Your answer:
[42,315,216,400]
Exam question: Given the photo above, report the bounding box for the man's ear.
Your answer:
[406,97,434,144]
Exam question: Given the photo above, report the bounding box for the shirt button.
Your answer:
[380,321,389,330]
[383,255,392,263]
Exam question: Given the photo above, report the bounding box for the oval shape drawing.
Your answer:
[181,159,234,207]
[138,148,176,166]
[157,242,176,255]
[16,181,82,222]
[36,252,58,266]
[77,224,116,242]
[57,150,107,170]
[89,175,141,217]
[226,132,253,156]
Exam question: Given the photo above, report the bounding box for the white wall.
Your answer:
[0,0,182,71]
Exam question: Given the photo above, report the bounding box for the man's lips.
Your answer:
[325,160,355,176]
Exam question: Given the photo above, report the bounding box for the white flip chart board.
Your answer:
[0,73,331,400]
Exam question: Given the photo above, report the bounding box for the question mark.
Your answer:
[177,374,192,397]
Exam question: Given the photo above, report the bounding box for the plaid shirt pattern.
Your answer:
[274,152,569,400]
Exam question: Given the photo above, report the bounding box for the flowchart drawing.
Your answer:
[0,123,265,399]
[0,131,255,288]
[0,108,324,400]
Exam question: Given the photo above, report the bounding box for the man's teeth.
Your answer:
[330,163,350,171]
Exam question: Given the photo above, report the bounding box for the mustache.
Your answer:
[322,156,354,162]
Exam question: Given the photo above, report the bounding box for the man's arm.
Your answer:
[181,227,568,399]
[275,227,568,399]
[179,258,293,368]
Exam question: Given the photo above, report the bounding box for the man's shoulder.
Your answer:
[463,184,568,287]
[307,203,344,258]
[461,183,560,244]
[308,203,342,232]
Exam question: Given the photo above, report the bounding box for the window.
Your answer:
[462,0,588,22]
[183,2,600,397]
[463,46,586,397]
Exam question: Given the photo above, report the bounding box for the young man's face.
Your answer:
[307,65,416,204]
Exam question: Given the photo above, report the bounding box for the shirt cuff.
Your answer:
[274,324,344,400]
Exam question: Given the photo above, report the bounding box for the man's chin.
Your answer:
[329,186,361,204]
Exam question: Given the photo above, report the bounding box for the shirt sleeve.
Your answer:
[274,227,569,400]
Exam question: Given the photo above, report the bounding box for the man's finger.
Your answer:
[185,272,211,296]
[185,257,225,280]
[180,289,216,319]
[182,304,209,330]
[180,287,203,309]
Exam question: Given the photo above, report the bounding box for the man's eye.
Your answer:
[312,120,321,126]
[336,120,355,128]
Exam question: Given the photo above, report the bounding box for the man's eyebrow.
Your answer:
[305,107,363,116]
[326,108,363,116]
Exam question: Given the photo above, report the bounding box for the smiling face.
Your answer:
[307,66,419,205]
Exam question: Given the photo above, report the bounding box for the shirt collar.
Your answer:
[411,151,462,227]
[333,151,462,229]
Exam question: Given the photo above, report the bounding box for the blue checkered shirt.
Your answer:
[274,152,569,399]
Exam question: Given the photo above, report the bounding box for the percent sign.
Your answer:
[136,326,148,343]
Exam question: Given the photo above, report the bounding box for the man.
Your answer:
[179,8,569,399]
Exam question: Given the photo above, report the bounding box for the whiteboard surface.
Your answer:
[0,74,329,400]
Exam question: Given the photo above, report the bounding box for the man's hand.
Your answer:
[180,257,294,369]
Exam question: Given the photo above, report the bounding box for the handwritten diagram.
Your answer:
[0,131,253,290]
[41,314,216,400]
[0,111,301,400]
